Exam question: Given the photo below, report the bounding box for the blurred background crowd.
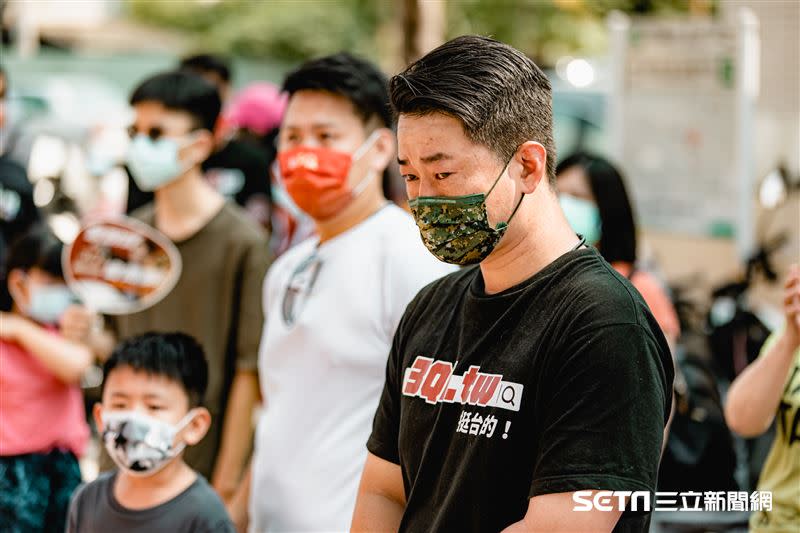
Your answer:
[0,1,798,532]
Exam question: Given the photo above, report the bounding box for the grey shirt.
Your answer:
[66,471,235,533]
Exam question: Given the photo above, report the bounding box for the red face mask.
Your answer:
[277,133,377,220]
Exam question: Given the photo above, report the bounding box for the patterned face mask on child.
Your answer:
[102,409,197,477]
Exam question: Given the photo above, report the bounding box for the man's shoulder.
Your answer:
[403,266,476,318]
[559,251,649,324]
[376,205,459,275]
[215,202,269,243]
[268,236,316,276]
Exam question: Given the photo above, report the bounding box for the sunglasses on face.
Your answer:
[127,125,198,142]
[127,125,166,141]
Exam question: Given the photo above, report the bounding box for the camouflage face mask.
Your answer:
[408,159,524,266]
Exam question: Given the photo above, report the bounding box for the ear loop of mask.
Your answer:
[349,130,382,198]
[170,408,199,450]
[485,154,526,232]
[174,132,203,176]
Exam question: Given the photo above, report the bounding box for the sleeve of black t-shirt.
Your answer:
[530,322,672,499]
[366,299,413,465]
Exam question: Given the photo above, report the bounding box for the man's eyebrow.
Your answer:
[143,393,167,400]
[421,152,453,164]
[283,122,338,130]
[397,152,453,166]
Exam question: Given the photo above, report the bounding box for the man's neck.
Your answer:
[113,459,196,511]
[153,168,225,242]
[479,193,581,295]
[315,180,387,244]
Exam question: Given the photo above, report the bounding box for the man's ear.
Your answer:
[514,141,548,195]
[182,407,211,446]
[93,402,105,432]
[369,127,396,174]
[183,129,215,166]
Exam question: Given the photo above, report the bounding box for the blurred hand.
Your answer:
[0,312,26,342]
[59,305,95,344]
[784,264,800,346]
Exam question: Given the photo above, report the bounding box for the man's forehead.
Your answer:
[284,89,362,126]
[134,101,193,125]
[397,113,472,162]
[106,366,180,395]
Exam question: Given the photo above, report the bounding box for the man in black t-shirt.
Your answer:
[352,36,674,533]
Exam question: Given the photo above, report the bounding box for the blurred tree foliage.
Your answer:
[128,0,700,66]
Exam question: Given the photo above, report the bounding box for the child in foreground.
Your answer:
[0,227,92,533]
[66,332,234,532]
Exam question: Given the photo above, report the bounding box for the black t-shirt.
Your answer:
[368,247,674,533]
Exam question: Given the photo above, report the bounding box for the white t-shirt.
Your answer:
[249,204,456,533]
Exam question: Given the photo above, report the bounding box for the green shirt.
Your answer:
[750,329,800,533]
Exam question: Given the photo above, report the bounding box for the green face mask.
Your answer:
[408,158,524,266]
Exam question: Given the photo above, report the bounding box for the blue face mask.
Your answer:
[126,134,188,192]
[559,193,602,246]
[27,283,76,325]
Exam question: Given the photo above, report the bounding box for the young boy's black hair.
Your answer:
[103,333,209,407]
[130,71,222,133]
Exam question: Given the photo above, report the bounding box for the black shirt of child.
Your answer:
[367,246,674,533]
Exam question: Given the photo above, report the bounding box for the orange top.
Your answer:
[613,262,681,343]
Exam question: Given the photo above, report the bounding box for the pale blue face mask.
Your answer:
[559,193,602,246]
[126,134,190,192]
[27,283,76,325]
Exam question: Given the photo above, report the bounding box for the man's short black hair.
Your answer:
[390,35,556,184]
[179,53,232,84]
[103,332,209,408]
[556,152,637,264]
[282,52,391,129]
[130,71,222,132]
